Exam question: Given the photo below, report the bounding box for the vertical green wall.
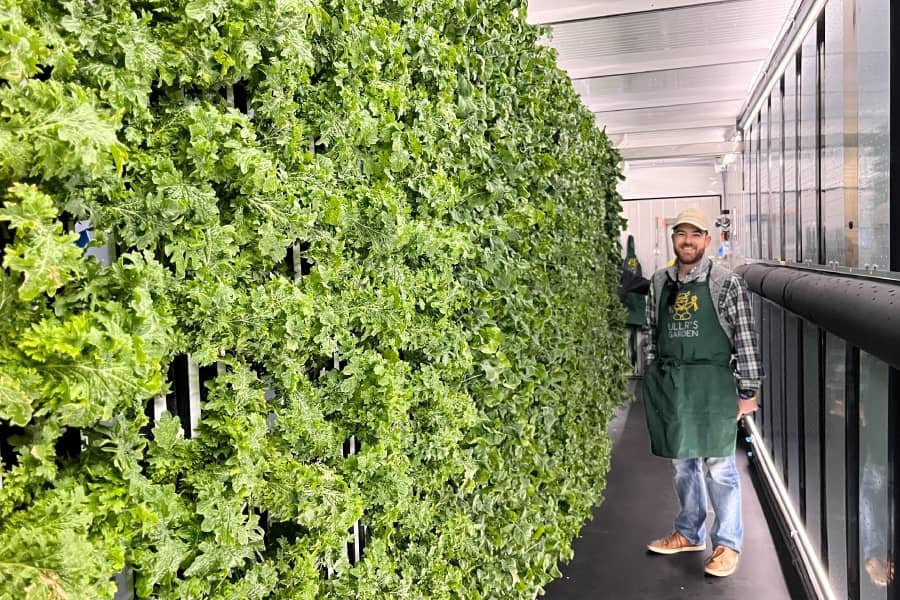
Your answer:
[0,0,626,597]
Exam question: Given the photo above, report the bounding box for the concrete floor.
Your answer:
[543,389,799,600]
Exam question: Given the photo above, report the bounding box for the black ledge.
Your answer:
[736,263,900,371]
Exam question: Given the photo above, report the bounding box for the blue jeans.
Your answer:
[672,455,743,552]
[861,461,888,560]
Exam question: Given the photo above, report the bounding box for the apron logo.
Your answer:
[669,290,699,321]
[627,257,638,270]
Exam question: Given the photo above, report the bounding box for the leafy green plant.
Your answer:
[0,0,627,597]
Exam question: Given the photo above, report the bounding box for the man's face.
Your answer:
[671,224,711,266]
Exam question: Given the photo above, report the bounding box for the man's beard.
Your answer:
[676,245,705,266]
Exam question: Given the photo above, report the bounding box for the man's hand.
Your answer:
[737,396,759,420]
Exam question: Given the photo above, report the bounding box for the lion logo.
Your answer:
[669,290,699,321]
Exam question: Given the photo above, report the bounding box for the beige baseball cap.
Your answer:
[671,208,710,232]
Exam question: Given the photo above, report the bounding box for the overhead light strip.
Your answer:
[738,0,826,129]
[744,415,837,600]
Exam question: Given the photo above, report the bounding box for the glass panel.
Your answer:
[724,153,743,263]
[824,334,847,597]
[784,61,799,262]
[822,0,846,265]
[770,89,784,261]
[750,122,759,258]
[803,322,822,554]
[743,136,752,260]
[859,351,890,598]
[785,315,802,512]
[800,27,819,263]
[760,100,771,260]
[857,0,891,270]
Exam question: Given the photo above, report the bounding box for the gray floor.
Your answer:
[543,386,797,599]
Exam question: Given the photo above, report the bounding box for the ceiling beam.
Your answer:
[607,125,737,148]
[528,0,745,26]
[569,59,762,82]
[598,116,739,135]
[587,96,746,114]
[619,141,743,161]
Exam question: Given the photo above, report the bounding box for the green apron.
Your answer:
[623,236,646,326]
[642,264,737,458]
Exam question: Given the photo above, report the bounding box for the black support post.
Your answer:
[780,311,789,487]
[816,14,825,265]
[819,326,829,568]
[892,0,899,277]
[757,114,763,259]
[796,317,807,521]
[780,76,787,261]
[845,346,861,600]
[166,355,194,439]
[797,46,804,263]
[888,2,898,598]
[889,367,899,600]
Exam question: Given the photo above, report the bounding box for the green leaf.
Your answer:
[0,374,33,426]
[476,325,502,355]
[151,412,183,451]
[0,0,50,82]
[1,185,84,301]
[322,196,343,226]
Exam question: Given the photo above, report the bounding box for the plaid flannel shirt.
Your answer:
[643,257,764,394]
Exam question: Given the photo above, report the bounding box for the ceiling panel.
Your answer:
[550,1,788,64]
[527,0,733,25]
[527,0,796,164]
[575,62,760,111]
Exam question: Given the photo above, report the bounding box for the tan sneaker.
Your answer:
[704,545,740,577]
[647,531,706,554]
[864,557,894,588]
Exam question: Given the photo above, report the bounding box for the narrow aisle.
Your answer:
[544,392,798,599]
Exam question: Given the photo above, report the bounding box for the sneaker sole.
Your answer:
[647,544,706,555]
[704,564,738,577]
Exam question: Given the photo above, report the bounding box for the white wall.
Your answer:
[618,159,722,199]
[721,157,745,265]
[618,158,728,275]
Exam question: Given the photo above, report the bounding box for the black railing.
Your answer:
[735,261,900,600]
[737,263,900,370]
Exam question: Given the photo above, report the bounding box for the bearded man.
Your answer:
[641,208,764,578]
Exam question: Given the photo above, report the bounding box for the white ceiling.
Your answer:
[528,0,797,162]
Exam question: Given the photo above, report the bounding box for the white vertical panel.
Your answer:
[153,395,167,422]
[186,355,201,438]
[291,243,304,280]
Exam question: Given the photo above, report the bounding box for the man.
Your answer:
[641,207,763,578]
[618,234,649,375]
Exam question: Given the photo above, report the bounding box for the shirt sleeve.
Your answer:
[723,274,764,393]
